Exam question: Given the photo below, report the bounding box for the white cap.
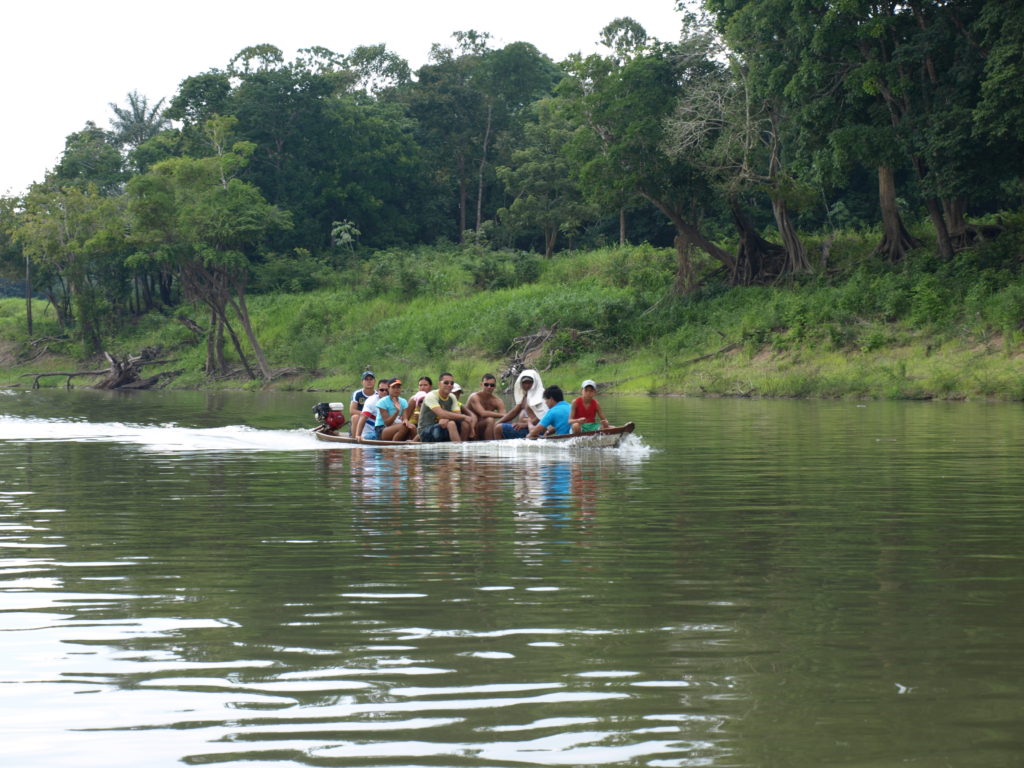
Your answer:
[581,379,597,390]
[452,382,463,393]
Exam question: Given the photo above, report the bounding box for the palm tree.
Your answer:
[108,91,170,150]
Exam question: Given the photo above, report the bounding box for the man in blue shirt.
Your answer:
[528,385,572,438]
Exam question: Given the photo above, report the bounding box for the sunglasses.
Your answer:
[483,382,496,388]
[378,387,388,392]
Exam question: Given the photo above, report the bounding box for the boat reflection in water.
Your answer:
[318,435,649,525]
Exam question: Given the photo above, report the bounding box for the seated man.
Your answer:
[417,373,472,443]
[528,385,572,438]
[495,369,546,440]
[464,374,506,440]
[349,371,376,434]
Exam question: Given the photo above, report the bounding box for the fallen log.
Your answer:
[19,347,177,390]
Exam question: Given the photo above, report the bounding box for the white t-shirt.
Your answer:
[361,393,382,438]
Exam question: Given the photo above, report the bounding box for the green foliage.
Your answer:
[982,284,1024,334]
[251,249,335,294]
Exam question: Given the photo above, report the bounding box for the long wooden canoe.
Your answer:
[313,421,636,447]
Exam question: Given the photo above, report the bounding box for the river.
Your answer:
[1,388,1021,767]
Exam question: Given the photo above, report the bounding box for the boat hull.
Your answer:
[313,421,636,447]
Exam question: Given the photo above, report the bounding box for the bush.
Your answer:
[983,283,1024,333]
[909,273,949,327]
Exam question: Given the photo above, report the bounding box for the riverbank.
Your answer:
[4,233,1024,401]
[4,308,1023,402]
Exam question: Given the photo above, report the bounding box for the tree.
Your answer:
[664,38,812,280]
[708,0,1010,261]
[496,98,593,256]
[127,116,291,379]
[345,44,412,97]
[16,183,127,354]
[109,91,170,154]
[0,196,30,334]
[51,122,124,195]
[562,25,734,291]
[409,34,561,240]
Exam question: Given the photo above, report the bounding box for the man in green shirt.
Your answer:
[417,373,472,443]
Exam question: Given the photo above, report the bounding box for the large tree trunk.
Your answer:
[875,165,920,261]
[218,305,255,380]
[771,196,811,274]
[944,196,969,247]
[912,157,954,260]
[673,232,696,294]
[543,226,557,258]
[731,201,786,285]
[766,108,810,276]
[640,192,735,284]
[227,280,273,380]
[205,307,226,375]
[924,197,955,260]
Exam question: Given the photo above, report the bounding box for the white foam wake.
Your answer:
[0,415,321,453]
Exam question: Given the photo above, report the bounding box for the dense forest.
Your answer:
[1,1,1022,389]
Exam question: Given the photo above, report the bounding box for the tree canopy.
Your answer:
[1,6,1020,363]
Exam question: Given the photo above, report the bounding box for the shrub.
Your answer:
[909,274,949,327]
[983,283,1024,333]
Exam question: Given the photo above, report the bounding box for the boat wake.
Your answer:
[0,415,321,453]
[1,415,652,457]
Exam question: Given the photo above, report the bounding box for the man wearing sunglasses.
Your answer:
[464,373,507,440]
[418,373,472,443]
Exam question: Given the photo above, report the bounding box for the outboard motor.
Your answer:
[313,402,347,431]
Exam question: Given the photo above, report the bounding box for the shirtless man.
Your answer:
[464,374,506,440]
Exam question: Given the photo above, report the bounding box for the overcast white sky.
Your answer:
[1,0,684,197]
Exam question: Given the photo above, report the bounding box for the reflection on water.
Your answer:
[1,389,1023,767]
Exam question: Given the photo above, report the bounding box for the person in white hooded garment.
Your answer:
[494,368,547,439]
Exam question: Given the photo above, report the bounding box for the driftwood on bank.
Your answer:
[499,323,559,391]
[20,347,177,390]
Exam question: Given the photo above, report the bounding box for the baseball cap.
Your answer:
[362,371,375,380]
[581,379,597,389]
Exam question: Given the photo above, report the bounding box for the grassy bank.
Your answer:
[3,221,1024,400]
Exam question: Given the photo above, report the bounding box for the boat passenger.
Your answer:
[570,379,610,435]
[418,373,472,443]
[378,379,413,441]
[358,379,391,441]
[465,373,506,440]
[349,371,375,433]
[528,385,572,438]
[495,368,547,439]
[405,377,432,426]
[450,382,478,439]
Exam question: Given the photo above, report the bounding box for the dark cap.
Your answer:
[362,371,375,380]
